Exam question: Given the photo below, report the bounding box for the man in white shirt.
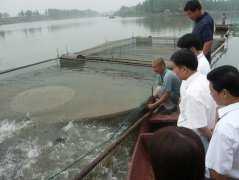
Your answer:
[177,33,211,75]
[170,49,216,151]
[206,65,239,179]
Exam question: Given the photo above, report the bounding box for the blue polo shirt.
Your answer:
[155,69,181,103]
[192,12,214,44]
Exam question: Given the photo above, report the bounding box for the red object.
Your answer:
[127,133,154,180]
[149,113,179,123]
[127,113,179,180]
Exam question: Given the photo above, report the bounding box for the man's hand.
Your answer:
[147,102,159,110]
[147,91,170,110]
[203,40,213,56]
[210,169,229,180]
[198,127,213,141]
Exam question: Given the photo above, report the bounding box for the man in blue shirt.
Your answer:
[147,58,181,112]
[184,0,214,63]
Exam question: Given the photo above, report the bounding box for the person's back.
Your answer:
[148,126,205,180]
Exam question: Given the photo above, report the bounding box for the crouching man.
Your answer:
[147,58,181,113]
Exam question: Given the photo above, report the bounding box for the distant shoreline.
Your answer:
[116,10,239,18]
[0,15,100,26]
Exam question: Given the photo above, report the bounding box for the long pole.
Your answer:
[74,111,152,180]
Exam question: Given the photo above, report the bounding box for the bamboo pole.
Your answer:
[74,111,152,180]
[0,58,58,75]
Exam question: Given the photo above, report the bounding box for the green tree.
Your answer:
[18,10,25,17]
[2,12,10,18]
[25,10,33,16]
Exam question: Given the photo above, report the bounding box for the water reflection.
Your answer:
[0,19,95,39]
[0,31,6,39]
[22,27,42,37]
[47,21,94,32]
[121,15,192,34]
[0,30,12,39]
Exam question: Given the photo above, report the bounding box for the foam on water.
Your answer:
[0,118,31,143]
[0,115,129,179]
[0,138,41,179]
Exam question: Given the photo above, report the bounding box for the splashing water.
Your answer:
[0,119,31,143]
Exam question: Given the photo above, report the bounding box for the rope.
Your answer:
[0,58,58,75]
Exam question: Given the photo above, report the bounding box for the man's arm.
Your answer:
[198,127,212,140]
[203,40,213,56]
[147,91,170,110]
[210,169,229,180]
[206,127,234,180]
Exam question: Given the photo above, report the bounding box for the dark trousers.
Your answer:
[205,53,212,64]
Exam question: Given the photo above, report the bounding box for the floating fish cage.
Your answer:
[60,36,226,68]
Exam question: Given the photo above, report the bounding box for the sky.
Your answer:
[0,0,145,16]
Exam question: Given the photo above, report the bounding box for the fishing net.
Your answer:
[0,58,152,180]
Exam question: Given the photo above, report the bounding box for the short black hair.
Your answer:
[149,126,205,180]
[170,48,198,71]
[184,0,202,12]
[207,65,239,97]
[177,33,203,51]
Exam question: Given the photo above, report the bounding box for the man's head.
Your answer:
[207,65,239,106]
[152,58,166,75]
[170,49,198,80]
[184,0,203,21]
[149,126,205,180]
[177,33,203,54]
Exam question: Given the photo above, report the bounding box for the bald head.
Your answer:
[152,58,166,74]
[152,58,166,67]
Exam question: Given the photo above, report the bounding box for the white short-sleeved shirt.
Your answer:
[197,52,211,75]
[177,72,216,130]
[206,102,239,178]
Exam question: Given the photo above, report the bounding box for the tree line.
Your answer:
[116,0,239,16]
[0,12,10,18]
[0,9,99,19]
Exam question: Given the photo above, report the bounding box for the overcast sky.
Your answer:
[0,0,145,15]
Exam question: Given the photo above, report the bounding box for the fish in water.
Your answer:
[54,137,66,144]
